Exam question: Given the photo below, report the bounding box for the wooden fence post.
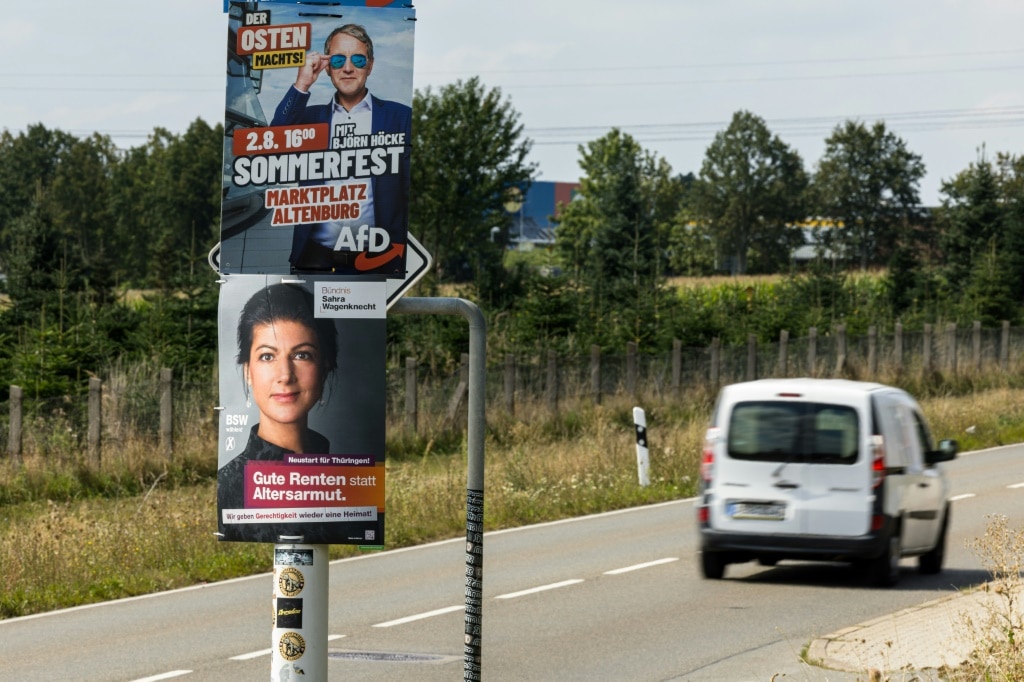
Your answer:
[89,377,102,466]
[778,330,789,377]
[834,323,847,377]
[895,322,903,373]
[545,350,558,413]
[406,356,419,431]
[972,321,982,373]
[808,327,818,377]
[671,339,682,398]
[1001,321,1010,372]
[503,354,515,416]
[946,323,957,374]
[7,385,22,462]
[710,338,721,389]
[626,342,638,396]
[590,345,602,405]
[868,325,878,378]
[923,323,933,374]
[746,334,757,381]
[445,353,469,424]
[160,368,173,459]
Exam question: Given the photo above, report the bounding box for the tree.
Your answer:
[555,129,683,345]
[4,190,62,319]
[141,121,223,289]
[691,111,807,275]
[2,131,119,318]
[812,120,925,270]
[664,172,717,276]
[937,153,1004,285]
[0,125,78,277]
[410,77,535,301]
[994,152,1024,303]
[47,133,120,303]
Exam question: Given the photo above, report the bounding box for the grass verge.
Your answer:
[0,386,1020,621]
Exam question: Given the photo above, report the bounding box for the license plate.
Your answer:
[727,501,785,520]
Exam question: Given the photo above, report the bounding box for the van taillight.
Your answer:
[701,450,713,484]
[871,434,886,488]
[701,428,719,483]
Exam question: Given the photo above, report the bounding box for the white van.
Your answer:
[696,378,958,586]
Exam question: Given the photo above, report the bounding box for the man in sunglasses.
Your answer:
[270,23,412,275]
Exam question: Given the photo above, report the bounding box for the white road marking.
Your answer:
[373,605,464,628]
[230,648,272,661]
[131,672,192,682]
[495,579,584,600]
[231,634,344,660]
[1009,482,1024,489]
[950,493,977,501]
[604,557,679,575]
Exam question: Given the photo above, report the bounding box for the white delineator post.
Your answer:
[633,407,651,487]
[272,543,328,681]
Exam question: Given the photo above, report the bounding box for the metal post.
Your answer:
[392,297,486,681]
[271,543,328,681]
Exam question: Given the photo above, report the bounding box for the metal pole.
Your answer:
[391,297,486,681]
[271,543,328,681]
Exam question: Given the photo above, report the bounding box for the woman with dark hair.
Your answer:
[218,283,338,513]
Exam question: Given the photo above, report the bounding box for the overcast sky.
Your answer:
[3,0,1022,205]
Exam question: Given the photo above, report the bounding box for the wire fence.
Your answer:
[4,321,1023,459]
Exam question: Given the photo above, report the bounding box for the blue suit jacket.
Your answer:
[271,86,412,273]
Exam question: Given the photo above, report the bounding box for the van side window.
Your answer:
[912,411,935,453]
[728,401,859,465]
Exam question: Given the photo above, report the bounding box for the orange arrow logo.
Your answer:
[355,243,405,271]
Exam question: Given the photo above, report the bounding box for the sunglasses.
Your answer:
[329,54,368,69]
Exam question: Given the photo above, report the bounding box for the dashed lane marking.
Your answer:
[373,605,464,628]
[495,579,584,600]
[604,557,679,575]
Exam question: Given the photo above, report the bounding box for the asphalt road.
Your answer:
[2,444,1021,681]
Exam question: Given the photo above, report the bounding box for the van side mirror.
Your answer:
[925,438,959,465]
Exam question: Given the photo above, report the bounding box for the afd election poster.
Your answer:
[220,1,415,277]
[216,274,387,544]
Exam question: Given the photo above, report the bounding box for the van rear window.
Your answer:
[727,401,859,464]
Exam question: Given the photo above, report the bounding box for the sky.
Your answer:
[2,0,1022,206]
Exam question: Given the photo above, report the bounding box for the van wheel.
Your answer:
[870,533,901,587]
[919,506,950,575]
[701,551,727,580]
